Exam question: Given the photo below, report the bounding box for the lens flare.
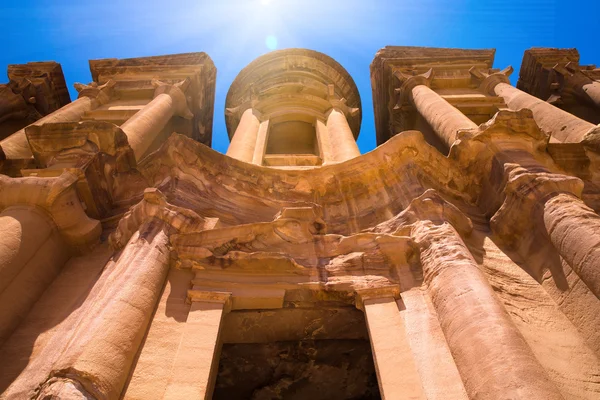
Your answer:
[265,35,278,50]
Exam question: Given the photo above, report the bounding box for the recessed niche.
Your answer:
[213,307,381,400]
[266,121,319,156]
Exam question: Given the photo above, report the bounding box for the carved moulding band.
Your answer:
[0,171,101,252]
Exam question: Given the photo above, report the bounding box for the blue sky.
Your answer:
[1,0,598,154]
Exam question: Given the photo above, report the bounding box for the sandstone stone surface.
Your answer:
[1,46,600,400]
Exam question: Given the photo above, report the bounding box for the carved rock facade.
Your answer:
[0,47,599,400]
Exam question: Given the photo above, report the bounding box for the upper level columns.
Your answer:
[226,107,261,163]
[0,80,114,159]
[396,70,478,148]
[326,107,361,162]
[474,68,599,144]
[121,79,193,161]
[556,66,600,109]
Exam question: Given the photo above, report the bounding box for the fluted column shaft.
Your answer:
[413,220,563,399]
[0,97,96,159]
[35,219,171,399]
[410,85,478,148]
[543,193,600,298]
[226,108,261,163]
[326,108,360,162]
[494,82,596,143]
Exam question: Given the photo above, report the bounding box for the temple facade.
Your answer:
[0,47,599,399]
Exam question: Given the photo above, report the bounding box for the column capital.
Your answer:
[74,79,116,105]
[490,164,583,252]
[25,120,135,169]
[469,66,513,95]
[109,188,218,250]
[355,285,400,311]
[393,68,433,106]
[391,189,473,239]
[152,78,194,119]
[0,171,101,252]
[326,84,360,119]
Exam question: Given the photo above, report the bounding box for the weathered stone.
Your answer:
[2,46,600,400]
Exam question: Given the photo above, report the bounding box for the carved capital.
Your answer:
[74,79,115,105]
[0,171,101,252]
[152,78,193,119]
[490,165,583,251]
[355,285,401,311]
[393,68,433,106]
[25,120,135,169]
[470,66,513,95]
[326,96,360,119]
[394,189,473,238]
[109,188,213,250]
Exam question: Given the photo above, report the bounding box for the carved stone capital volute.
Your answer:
[152,78,194,119]
[74,79,116,105]
[0,171,101,252]
[469,66,513,95]
[393,68,433,106]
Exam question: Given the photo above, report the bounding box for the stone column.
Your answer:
[579,79,600,109]
[326,108,360,162]
[315,118,335,164]
[0,172,101,345]
[0,80,114,159]
[33,189,209,399]
[396,70,478,148]
[121,79,193,161]
[251,120,270,165]
[543,193,600,298]
[553,65,600,110]
[492,164,600,300]
[163,291,231,400]
[226,107,261,163]
[474,68,599,144]
[405,190,563,400]
[356,287,425,400]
